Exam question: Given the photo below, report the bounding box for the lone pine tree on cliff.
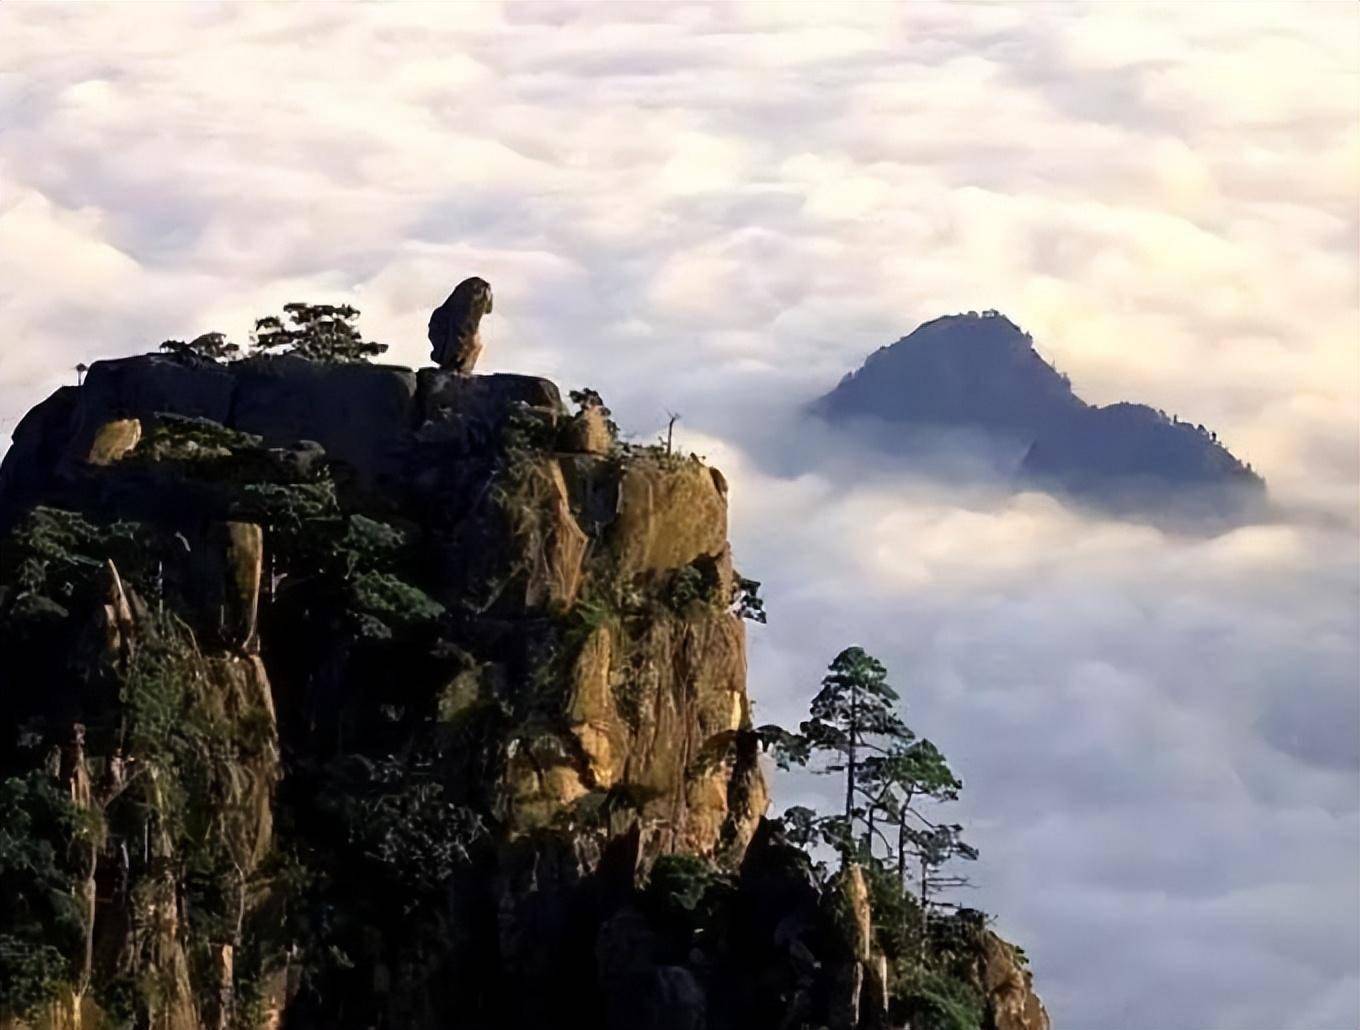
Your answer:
[775,647,977,902]
[767,648,993,1022]
[801,646,915,862]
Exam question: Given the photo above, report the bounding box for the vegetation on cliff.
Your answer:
[0,315,1046,1029]
[160,303,387,366]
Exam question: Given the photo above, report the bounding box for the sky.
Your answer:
[1,3,1357,1027]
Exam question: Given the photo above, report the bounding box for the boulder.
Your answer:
[0,386,79,530]
[68,354,235,460]
[232,356,417,493]
[416,369,562,452]
[610,456,728,577]
[84,418,142,466]
[561,406,614,455]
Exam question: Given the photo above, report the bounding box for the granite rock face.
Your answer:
[1,354,420,531]
[0,353,773,1029]
[973,931,1051,1030]
[0,350,1048,1030]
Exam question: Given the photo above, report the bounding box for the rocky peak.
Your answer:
[814,311,1264,520]
[815,311,1085,437]
[0,350,772,1027]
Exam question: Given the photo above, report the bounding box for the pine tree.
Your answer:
[799,646,913,863]
[251,303,387,363]
[769,651,979,909]
[159,332,239,363]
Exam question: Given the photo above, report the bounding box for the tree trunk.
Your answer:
[896,812,907,887]
[866,797,875,860]
[844,680,857,866]
[919,856,929,965]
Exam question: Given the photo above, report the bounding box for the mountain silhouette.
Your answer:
[814,311,1265,519]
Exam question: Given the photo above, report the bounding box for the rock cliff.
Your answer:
[0,349,1047,1029]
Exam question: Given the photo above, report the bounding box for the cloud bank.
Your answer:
[1,4,1356,1027]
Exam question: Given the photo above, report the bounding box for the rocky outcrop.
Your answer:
[84,419,142,467]
[0,354,419,531]
[0,348,1048,1030]
[974,932,1051,1030]
[0,352,771,1029]
[0,556,279,1030]
[826,864,890,1030]
[562,405,614,456]
[428,276,493,374]
[230,355,417,493]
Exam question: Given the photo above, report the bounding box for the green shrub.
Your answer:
[159,333,239,364]
[0,772,91,1019]
[1,506,147,603]
[340,516,407,571]
[349,571,444,641]
[897,970,985,1030]
[666,564,707,612]
[647,853,717,914]
[135,415,262,464]
[0,937,71,1020]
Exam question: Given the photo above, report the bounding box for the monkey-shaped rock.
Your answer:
[429,276,493,373]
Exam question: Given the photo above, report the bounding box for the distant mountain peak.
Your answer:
[815,313,1265,520]
[817,309,1084,435]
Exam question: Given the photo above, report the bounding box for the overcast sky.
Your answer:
[1,4,1357,1028]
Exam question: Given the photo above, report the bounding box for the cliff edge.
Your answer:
[0,349,1047,1029]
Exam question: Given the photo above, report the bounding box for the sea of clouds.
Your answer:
[1,4,1356,1027]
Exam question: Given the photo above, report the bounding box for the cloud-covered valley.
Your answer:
[1,4,1356,1027]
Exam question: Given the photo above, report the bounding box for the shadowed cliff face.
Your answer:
[814,312,1265,522]
[0,352,1046,1030]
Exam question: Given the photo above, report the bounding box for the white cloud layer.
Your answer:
[1,4,1356,1027]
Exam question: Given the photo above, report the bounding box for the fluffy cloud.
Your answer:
[0,4,1355,1027]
